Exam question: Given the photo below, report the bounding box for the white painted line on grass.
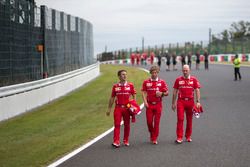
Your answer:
[47,103,145,167]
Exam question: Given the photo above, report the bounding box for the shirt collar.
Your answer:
[182,75,190,80]
[150,77,159,81]
[118,81,127,86]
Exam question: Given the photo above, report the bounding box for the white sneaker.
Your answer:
[175,138,183,144]
[112,142,120,148]
[123,141,130,146]
[186,137,192,142]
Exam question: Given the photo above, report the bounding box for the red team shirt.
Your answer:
[111,82,136,105]
[130,53,136,60]
[173,75,201,99]
[141,78,168,102]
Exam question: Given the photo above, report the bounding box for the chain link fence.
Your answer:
[0,0,94,87]
[98,39,250,61]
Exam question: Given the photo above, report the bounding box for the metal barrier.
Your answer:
[0,62,100,122]
[98,40,250,62]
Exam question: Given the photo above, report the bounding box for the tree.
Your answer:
[221,30,230,42]
[211,34,220,43]
[230,20,250,40]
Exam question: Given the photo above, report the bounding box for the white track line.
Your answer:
[211,62,250,67]
[47,103,145,167]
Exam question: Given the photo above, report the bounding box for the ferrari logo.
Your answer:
[115,87,121,91]
[146,83,152,87]
[125,87,130,90]
[179,81,184,84]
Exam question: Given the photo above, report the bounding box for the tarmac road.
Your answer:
[57,63,250,167]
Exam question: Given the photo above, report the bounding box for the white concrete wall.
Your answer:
[0,63,100,122]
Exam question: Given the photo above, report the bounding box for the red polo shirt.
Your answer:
[150,52,155,60]
[141,78,168,102]
[130,53,136,59]
[111,82,136,105]
[136,53,141,60]
[173,75,201,99]
[141,52,148,59]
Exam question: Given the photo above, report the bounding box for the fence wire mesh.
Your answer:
[0,0,94,87]
[98,39,250,61]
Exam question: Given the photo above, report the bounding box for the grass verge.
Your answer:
[0,64,149,167]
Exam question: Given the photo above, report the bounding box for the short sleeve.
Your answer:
[141,80,147,91]
[130,83,136,95]
[194,78,201,89]
[161,80,168,92]
[173,78,179,89]
[111,85,116,97]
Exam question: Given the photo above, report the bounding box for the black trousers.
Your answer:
[234,68,241,80]
[205,60,209,69]
[188,60,191,68]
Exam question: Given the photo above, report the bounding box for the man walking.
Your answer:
[172,65,201,144]
[165,50,171,71]
[187,52,192,69]
[107,70,136,148]
[180,51,186,67]
[157,51,162,68]
[141,65,168,144]
[204,50,209,70]
[195,51,200,70]
[172,52,177,71]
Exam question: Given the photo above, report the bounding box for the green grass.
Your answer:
[0,64,149,167]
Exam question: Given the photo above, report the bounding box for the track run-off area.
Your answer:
[52,63,250,167]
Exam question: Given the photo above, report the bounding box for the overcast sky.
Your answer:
[36,0,250,54]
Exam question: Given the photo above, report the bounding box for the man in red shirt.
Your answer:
[150,51,155,65]
[141,52,147,65]
[130,53,135,65]
[142,65,168,144]
[172,65,201,144]
[136,51,141,65]
[107,70,136,148]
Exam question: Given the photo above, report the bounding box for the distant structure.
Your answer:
[0,0,94,87]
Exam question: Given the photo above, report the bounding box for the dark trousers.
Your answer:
[188,61,191,68]
[205,60,209,70]
[234,68,241,80]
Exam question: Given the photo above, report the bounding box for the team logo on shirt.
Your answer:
[115,87,121,91]
[146,83,152,87]
[157,83,162,86]
[179,81,185,85]
[189,81,193,84]
[125,87,130,90]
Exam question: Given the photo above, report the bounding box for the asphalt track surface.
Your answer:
[58,63,250,167]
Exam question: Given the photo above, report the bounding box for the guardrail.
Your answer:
[100,53,250,65]
[0,62,100,122]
